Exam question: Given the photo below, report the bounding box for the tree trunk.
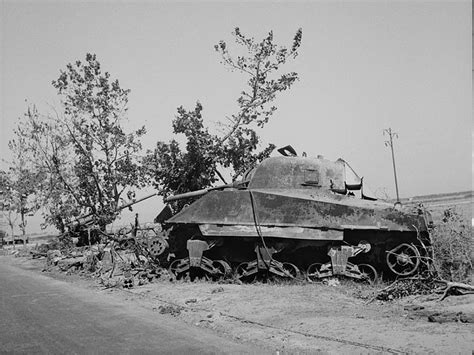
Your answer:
[10,225,15,249]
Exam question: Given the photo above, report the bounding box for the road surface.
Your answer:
[0,257,265,354]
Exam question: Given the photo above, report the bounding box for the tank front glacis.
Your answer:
[160,150,431,282]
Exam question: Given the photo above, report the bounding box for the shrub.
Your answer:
[431,208,473,282]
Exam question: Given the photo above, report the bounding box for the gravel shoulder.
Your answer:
[4,254,473,354]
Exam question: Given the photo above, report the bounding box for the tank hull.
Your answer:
[168,189,429,235]
[164,189,431,275]
[162,155,432,280]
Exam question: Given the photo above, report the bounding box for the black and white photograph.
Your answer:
[0,0,472,353]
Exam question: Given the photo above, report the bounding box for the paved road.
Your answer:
[0,257,264,354]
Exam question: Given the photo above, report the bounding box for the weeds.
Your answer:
[431,208,472,283]
[366,207,473,302]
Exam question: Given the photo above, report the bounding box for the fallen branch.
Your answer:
[435,280,474,301]
[370,276,474,302]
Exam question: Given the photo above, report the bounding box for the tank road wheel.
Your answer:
[211,260,232,280]
[386,243,421,276]
[280,262,300,279]
[149,237,168,257]
[235,262,257,282]
[307,263,323,282]
[169,258,189,279]
[358,264,378,284]
[268,261,301,281]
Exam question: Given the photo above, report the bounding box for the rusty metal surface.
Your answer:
[328,246,357,274]
[186,240,208,267]
[199,224,343,240]
[248,156,346,190]
[167,189,428,235]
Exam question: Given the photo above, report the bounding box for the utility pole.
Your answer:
[383,128,400,203]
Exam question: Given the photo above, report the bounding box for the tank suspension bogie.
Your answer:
[306,242,378,283]
[165,234,425,283]
[234,245,300,281]
[168,240,231,280]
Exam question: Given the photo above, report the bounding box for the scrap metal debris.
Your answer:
[38,222,170,290]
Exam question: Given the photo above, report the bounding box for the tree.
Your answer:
[51,53,147,229]
[11,53,146,231]
[0,172,18,241]
[2,127,44,239]
[145,28,302,206]
[0,168,39,244]
[11,105,78,232]
[147,103,220,200]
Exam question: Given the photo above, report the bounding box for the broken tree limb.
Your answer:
[427,311,474,323]
[436,280,474,301]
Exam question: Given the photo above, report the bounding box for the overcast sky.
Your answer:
[1,0,471,232]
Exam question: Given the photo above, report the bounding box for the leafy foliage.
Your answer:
[146,28,302,204]
[2,131,45,236]
[11,105,79,232]
[431,208,473,282]
[11,54,146,231]
[0,172,19,237]
[149,103,219,197]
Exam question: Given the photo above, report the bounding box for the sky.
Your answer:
[0,0,472,233]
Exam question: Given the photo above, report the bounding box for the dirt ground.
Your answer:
[5,253,473,354]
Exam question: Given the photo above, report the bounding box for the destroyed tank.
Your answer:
[156,146,433,282]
